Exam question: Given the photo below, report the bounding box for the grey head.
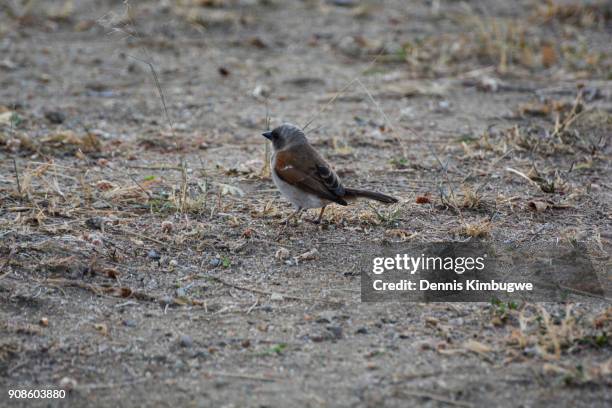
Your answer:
[262,123,308,150]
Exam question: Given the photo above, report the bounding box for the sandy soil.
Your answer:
[1,1,611,407]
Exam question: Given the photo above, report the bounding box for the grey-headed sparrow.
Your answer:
[262,123,398,224]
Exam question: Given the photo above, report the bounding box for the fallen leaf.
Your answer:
[416,196,431,204]
[104,268,119,280]
[275,247,290,261]
[96,180,115,191]
[519,102,551,117]
[119,287,133,298]
[385,229,413,240]
[161,221,173,234]
[215,182,245,197]
[294,248,319,263]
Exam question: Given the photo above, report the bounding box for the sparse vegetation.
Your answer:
[0,0,609,406]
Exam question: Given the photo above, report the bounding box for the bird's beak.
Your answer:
[262,131,273,140]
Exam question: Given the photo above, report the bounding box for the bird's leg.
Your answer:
[315,206,326,224]
[307,206,326,225]
[281,207,302,226]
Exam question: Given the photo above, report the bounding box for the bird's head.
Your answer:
[262,123,307,150]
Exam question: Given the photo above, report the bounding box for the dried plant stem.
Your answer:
[180,160,188,213]
[394,390,474,407]
[126,53,176,139]
[302,49,385,131]
[505,167,540,189]
[209,372,278,382]
[12,157,22,196]
[207,276,343,305]
[128,174,152,199]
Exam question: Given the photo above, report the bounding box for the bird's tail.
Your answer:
[344,188,398,204]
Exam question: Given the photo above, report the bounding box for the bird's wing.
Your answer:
[274,146,347,206]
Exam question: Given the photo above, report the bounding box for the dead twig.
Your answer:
[38,277,204,306]
[117,227,169,247]
[12,157,22,196]
[126,165,183,171]
[209,371,279,382]
[302,48,385,131]
[78,377,150,391]
[128,174,152,199]
[179,159,188,213]
[394,389,474,408]
[505,167,540,189]
[129,54,176,139]
[427,143,462,215]
[207,276,343,306]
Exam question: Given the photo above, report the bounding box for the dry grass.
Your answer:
[506,304,610,361]
[0,1,610,405]
[375,1,612,78]
[457,219,492,238]
[534,1,611,28]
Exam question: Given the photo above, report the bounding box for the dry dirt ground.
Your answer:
[1,0,611,407]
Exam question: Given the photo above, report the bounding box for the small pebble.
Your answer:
[189,350,209,359]
[437,100,451,112]
[338,36,363,58]
[122,319,137,328]
[179,335,193,348]
[59,377,77,391]
[148,249,160,261]
[326,325,343,340]
[252,84,270,100]
[416,340,433,351]
[478,76,499,92]
[85,217,106,230]
[523,346,538,357]
[44,110,65,124]
[209,258,221,267]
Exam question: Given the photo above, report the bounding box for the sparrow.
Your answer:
[262,123,398,224]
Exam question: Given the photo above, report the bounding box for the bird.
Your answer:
[262,123,398,225]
